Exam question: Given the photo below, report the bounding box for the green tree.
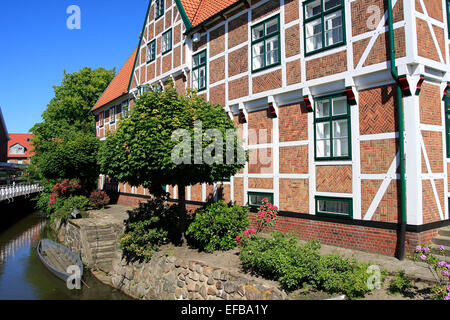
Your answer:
[31,67,115,190]
[98,82,247,235]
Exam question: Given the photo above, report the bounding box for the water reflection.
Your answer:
[0,221,46,264]
[0,213,131,300]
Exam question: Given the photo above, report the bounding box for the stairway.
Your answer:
[431,226,450,262]
[84,224,120,273]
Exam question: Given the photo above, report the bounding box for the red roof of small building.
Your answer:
[180,0,241,27]
[7,134,34,159]
[91,48,138,112]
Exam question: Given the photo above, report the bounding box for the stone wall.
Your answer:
[110,252,288,301]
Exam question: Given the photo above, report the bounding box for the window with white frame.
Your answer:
[110,106,116,124]
[314,94,351,160]
[99,111,104,127]
[162,29,172,54]
[304,0,345,55]
[192,50,207,91]
[155,0,164,19]
[251,15,280,72]
[147,40,156,63]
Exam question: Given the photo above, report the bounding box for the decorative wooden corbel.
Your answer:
[398,75,412,96]
[415,74,425,96]
[303,95,313,113]
[345,87,357,106]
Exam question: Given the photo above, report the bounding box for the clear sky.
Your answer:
[0,0,148,134]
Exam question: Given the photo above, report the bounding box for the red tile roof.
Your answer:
[7,134,34,159]
[91,48,138,112]
[180,0,241,27]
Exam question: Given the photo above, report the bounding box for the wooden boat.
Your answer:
[37,239,83,283]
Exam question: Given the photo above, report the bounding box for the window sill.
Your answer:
[251,62,281,74]
[304,42,346,57]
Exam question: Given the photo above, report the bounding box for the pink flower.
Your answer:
[265,217,271,223]
[263,198,268,202]
[420,254,427,261]
[249,228,256,234]
[440,245,445,251]
[416,246,422,251]
[236,236,241,241]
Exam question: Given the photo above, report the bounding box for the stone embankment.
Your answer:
[111,252,287,300]
[56,205,289,300]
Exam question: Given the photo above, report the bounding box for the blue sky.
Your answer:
[0,0,149,134]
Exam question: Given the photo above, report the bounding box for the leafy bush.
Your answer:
[89,190,110,209]
[240,232,321,290]
[120,196,180,262]
[186,201,250,253]
[388,270,413,295]
[239,232,372,299]
[53,195,90,222]
[315,254,371,299]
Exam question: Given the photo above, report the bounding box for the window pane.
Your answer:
[193,55,199,68]
[199,67,206,89]
[266,18,278,35]
[316,100,330,118]
[252,24,264,41]
[252,42,264,69]
[199,52,206,65]
[316,122,331,157]
[305,19,323,52]
[266,36,279,65]
[332,97,347,115]
[333,119,349,157]
[305,0,321,19]
[193,70,199,90]
[324,0,341,11]
[318,199,350,215]
[324,11,343,46]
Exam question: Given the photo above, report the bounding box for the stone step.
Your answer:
[88,240,117,248]
[429,252,450,263]
[86,233,117,242]
[94,251,116,259]
[431,247,450,257]
[438,227,450,237]
[86,228,114,236]
[432,236,450,247]
[91,245,116,255]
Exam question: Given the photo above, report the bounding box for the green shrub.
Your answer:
[53,195,90,222]
[239,232,372,299]
[315,254,371,299]
[240,232,321,290]
[388,270,413,295]
[186,201,250,253]
[120,196,180,262]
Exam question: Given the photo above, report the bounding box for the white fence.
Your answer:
[0,183,43,202]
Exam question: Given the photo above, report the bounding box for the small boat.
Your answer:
[37,239,83,284]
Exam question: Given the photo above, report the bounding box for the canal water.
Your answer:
[0,211,131,300]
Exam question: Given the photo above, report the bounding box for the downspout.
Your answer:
[387,0,407,260]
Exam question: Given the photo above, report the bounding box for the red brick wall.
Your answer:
[279,146,308,174]
[278,102,308,142]
[252,70,282,94]
[247,109,273,145]
[360,139,398,174]
[316,166,352,193]
[279,179,309,213]
[420,82,443,125]
[306,51,347,80]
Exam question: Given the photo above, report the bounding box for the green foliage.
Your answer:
[239,232,372,299]
[186,201,250,253]
[388,270,413,295]
[53,195,90,222]
[120,196,181,262]
[31,67,115,190]
[98,81,247,196]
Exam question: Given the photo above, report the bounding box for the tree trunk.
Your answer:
[178,185,187,243]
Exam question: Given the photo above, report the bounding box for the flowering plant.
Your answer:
[236,198,279,246]
[413,245,449,300]
[48,179,82,208]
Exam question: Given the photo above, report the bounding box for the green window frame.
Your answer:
[155,0,165,20]
[192,50,207,91]
[316,196,352,219]
[110,106,116,124]
[314,94,351,161]
[303,0,346,56]
[162,29,172,55]
[251,14,281,73]
[147,40,156,63]
[445,95,450,157]
[447,0,450,39]
[248,192,274,208]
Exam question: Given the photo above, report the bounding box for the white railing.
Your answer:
[0,183,44,202]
